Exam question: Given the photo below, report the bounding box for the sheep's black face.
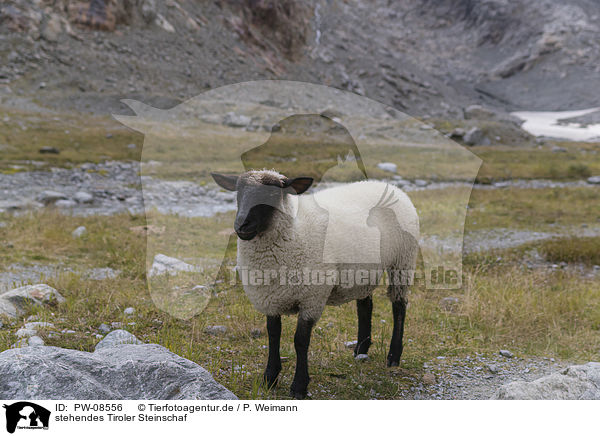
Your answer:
[211,171,314,241]
[234,185,281,240]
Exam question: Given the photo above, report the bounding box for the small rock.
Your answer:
[155,13,175,33]
[0,284,65,318]
[205,325,227,336]
[223,112,252,128]
[487,364,499,374]
[450,128,466,138]
[111,322,124,329]
[355,354,370,362]
[344,340,358,348]
[62,330,76,335]
[439,296,460,312]
[552,146,567,153]
[72,226,87,238]
[74,191,94,204]
[149,254,202,277]
[141,0,157,23]
[37,191,68,205]
[124,307,135,316]
[376,162,398,173]
[24,322,54,330]
[39,146,60,154]
[464,105,495,120]
[28,336,45,347]
[499,349,514,358]
[587,176,600,184]
[98,323,111,334]
[95,329,142,351]
[55,200,77,208]
[41,14,62,42]
[414,179,428,187]
[422,373,436,384]
[16,328,37,338]
[127,143,137,149]
[464,127,490,146]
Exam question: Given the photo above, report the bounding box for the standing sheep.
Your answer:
[212,169,420,399]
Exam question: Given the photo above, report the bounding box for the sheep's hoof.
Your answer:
[387,358,400,367]
[290,388,307,400]
[263,370,280,389]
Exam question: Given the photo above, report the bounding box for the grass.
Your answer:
[1,111,599,398]
[462,186,600,231]
[2,110,599,184]
[0,109,141,171]
[501,236,600,267]
[1,204,598,399]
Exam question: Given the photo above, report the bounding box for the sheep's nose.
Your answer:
[235,214,256,233]
[234,214,250,232]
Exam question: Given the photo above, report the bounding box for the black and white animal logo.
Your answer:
[3,402,51,434]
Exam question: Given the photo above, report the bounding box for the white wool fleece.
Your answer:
[237,179,420,321]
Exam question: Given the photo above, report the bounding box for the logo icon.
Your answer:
[3,402,50,434]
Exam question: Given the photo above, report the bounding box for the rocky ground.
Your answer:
[1,0,600,118]
[1,284,596,400]
[399,351,568,400]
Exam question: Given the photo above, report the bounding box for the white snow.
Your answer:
[512,107,600,141]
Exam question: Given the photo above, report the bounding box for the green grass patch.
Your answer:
[0,109,142,170]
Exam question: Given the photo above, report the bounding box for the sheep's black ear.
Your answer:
[211,173,238,191]
[285,177,313,195]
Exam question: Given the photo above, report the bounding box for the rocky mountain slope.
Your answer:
[1,0,599,117]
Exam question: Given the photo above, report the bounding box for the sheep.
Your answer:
[211,169,420,399]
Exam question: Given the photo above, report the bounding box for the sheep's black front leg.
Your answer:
[387,298,407,367]
[290,317,314,399]
[354,296,372,356]
[263,315,282,389]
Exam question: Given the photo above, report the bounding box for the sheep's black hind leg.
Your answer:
[263,315,282,389]
[387,294,407,367]
[354,296,372,356]
[290,317,314,399]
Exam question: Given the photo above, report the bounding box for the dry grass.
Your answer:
[1,207,598,399]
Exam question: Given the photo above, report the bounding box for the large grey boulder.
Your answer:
[0,284,65,318]
[0,343,237,400]
[493,362,600,400]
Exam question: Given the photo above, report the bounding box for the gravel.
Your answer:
[391,354,569,400]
